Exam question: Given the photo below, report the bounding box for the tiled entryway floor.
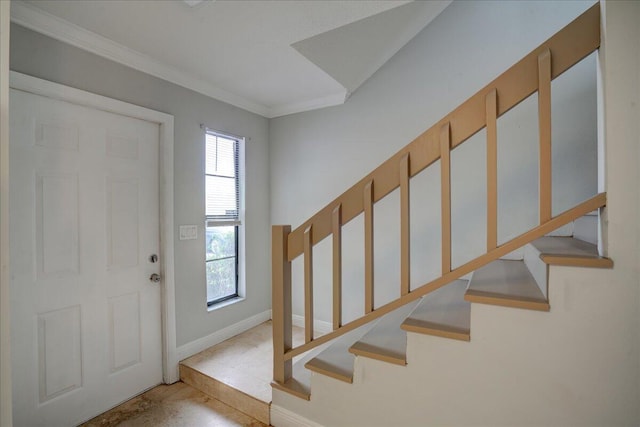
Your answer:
[181,321,305,404]
[81,381,266,427]
[179,320,310,424]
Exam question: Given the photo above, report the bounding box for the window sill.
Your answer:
[207,296,245,312]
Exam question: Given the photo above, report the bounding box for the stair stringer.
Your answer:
[271,265,636,426]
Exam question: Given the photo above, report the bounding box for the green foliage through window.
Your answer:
[206,226,237,303]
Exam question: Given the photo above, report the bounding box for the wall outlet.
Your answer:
[179,225,198,240]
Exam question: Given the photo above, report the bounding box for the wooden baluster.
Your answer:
[440,123,451,274]
[332,205,342,330]
[303,225,314,343]
[400,154,410,296]
[486,89,498,250]
[364,181,374,313]
[538,49,552,224]
[272,225,292,384]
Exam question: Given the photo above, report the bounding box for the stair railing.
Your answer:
[272,4,603,388]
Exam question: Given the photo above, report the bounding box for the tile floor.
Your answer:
[85,321,313,426]
[181,320,306,405]
[80,381,266,427]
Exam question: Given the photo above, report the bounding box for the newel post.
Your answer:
[272,225,292,384]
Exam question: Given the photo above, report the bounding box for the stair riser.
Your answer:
[464,291,550,311]
[545,221,574,237]
[304,320,378,385]
[180,364,270,424]
[401,322,470,341]
[524,215,602,301]
[523,243,549,298]
[573,214,598,245]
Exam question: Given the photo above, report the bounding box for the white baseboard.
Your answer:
[292,314,332,335]
[176,309,272,361]
[271,405,324,427]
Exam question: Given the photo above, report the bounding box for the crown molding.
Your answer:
[10,0,352,119]
[10,0,271,116]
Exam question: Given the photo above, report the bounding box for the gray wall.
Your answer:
[9,23,271,347]
[269,0,598,324]
[8,0,599,346]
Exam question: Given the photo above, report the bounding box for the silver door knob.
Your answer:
[149,273,161,283]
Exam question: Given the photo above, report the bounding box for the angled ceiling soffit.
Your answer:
[291,0,452,98]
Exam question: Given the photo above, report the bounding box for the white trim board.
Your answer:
[270,405,324,427]
[9,0,347,118]
[176,309,272,362]
[9,71,179,384]
[292,315,333,335]
[0,2,13,425]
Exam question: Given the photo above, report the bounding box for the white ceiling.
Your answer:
[12,0,451,117]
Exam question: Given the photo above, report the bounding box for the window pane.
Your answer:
[205,175,237,218]
[206,134,236,177]
[206,257,236,302]
[205,226,236,261]
[204,131,241,306]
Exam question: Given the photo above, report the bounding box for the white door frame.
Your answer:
[1,1,13,426]
[9,71,179,384]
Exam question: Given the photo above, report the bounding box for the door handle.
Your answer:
[149,273,161,283]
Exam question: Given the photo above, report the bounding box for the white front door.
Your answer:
[9,88,163,426]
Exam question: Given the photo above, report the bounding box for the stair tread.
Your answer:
[532,235,600,257]
[305,322,378,383]
[531,236,612,267]
[348,301,419,365]
[465,259,549,311]
[401,280,470,341]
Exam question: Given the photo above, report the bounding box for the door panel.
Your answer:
[10,88,162,427]
[37,305,82,403]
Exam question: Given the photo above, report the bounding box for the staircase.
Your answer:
[274,218,610,400]
[271,4,613,426]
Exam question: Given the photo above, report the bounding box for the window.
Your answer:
[205,130,242,306]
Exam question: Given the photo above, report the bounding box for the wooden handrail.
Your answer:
[273,3,602,386]
[285,3,600,262]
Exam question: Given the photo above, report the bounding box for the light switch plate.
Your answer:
[179,225,198,240]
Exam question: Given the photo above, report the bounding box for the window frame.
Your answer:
[204,129,242,306]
